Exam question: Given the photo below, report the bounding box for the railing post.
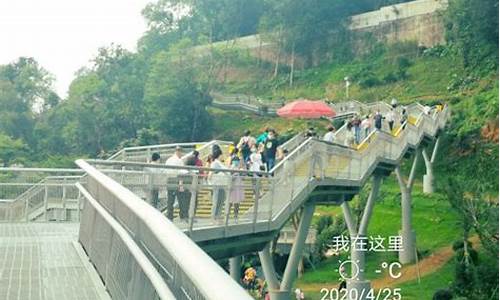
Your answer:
[268,177,275,229]
[24,194,30,222]
[44,184,49,221]
[62,178,67,221]
[188,174,199,234]
[252,178,261,231]
[224,175,233,231]
[76,190,81,222]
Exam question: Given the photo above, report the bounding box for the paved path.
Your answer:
[0,223,110,300]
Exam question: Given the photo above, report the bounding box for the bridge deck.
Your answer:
[0,223,109,300]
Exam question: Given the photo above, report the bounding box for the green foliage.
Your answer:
[0,134,27,166]
[144,50,213,142]
[313,216,346,262]
[315,215,333,234]
[445,0,499,73]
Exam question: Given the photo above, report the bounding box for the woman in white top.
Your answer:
[360,115,371,140]
[209,151,228,221]
[249,146,263,172]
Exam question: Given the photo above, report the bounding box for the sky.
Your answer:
[0,0,152,97]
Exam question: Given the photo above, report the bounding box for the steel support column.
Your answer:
[229,256,242,283]
[394,151,420,264]
[345,175,382,300]
[258,201,315,300]
[422,137,440,194]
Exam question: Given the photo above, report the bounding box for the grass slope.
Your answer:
[294,178,461,298]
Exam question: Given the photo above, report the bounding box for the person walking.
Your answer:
[361,115,371,140]
[344,122,356,147]
[400,106,408,130]
[237,130,255,165]
[146,152,162,209]
[386,108,396,133]
[323,125,336,143]
[263,129,279,171]
[374,110,383,131]
[209,151,228,222]
[256,127,270,145]
[305,127,316,138]
[165,146,185,221]
[249,146,264,173]
[184,151,203,220]
[228,162,245,222]
[351,114,362,144]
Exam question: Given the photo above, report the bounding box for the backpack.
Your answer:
[241,138,251,156]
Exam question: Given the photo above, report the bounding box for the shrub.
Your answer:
[359,76,381,88]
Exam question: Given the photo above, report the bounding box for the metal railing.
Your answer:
[0,168,84,222]
[76,159,253,300]
[107,140,233,163]
[77,183,176,300]
[210,91,281,116]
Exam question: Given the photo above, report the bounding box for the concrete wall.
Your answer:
[195,0,449,68]
[350,0,448,47]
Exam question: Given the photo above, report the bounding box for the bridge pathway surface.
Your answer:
[0,223,109,300]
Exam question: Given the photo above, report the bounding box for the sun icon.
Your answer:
[335,257,361,281]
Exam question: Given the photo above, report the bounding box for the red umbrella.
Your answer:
[277,99,336,118]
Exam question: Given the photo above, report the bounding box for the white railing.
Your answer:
[77,159,253,300]
[0,168,84,222]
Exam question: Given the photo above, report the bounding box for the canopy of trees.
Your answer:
[0,0,497,167]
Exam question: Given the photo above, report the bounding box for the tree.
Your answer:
[144,49,213,142]
[0,134,27,166]
[0,57,57,146]
[445,0,499,72]
[445,179,499,299]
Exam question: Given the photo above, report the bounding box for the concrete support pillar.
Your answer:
[422,137,440,194]
[395,152,420,264]
[281,201,315,291]
[229,256,242,283]
[345,175,382,300]
[258,201,315,300]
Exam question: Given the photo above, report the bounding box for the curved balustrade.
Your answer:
[76,159,253,300]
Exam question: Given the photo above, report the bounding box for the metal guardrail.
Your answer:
[76,159,253,300]
[77,183,176,300]
[0,169,84,222]
[108,140,234,163]
[210,91,281,116]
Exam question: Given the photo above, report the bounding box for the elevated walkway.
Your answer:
[0,100,449,300]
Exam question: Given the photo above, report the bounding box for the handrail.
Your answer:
[76,183,176,300]
[86,159,270,176]
[270,137,313,173]
[76,159,253,300]
[0,167,84,173]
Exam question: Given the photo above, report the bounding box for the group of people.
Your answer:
[147,127,284,223]
[147,146,205,222]
[341,102,409,147]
